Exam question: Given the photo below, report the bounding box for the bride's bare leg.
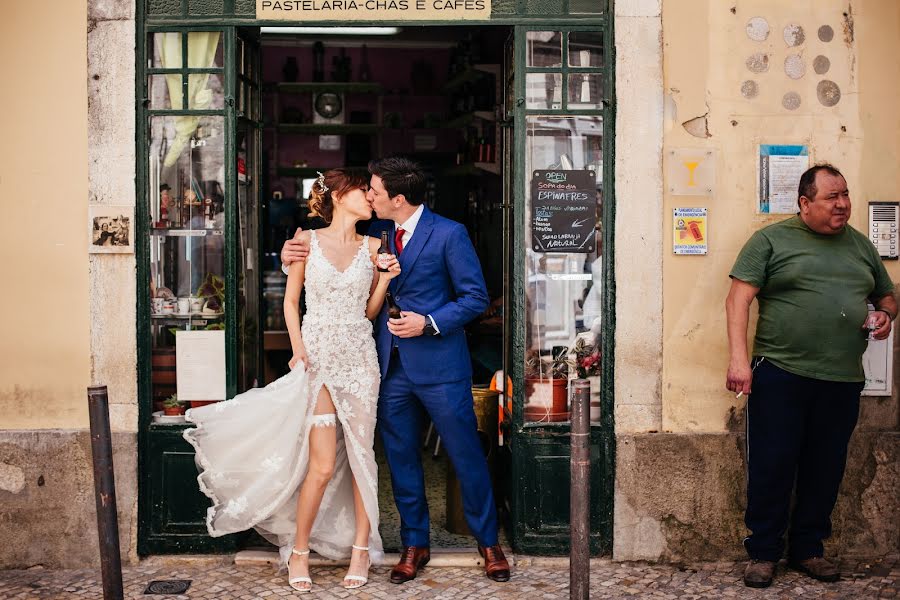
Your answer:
[289,386,337,591]
[343,476,371,586]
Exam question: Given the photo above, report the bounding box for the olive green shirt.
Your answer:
[730,215,895,382]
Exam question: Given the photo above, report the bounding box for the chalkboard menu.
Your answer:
[531,170,597,253]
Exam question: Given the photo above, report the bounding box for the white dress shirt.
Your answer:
[394,204,439,334]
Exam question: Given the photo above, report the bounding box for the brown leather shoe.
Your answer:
[478,544,511,582]
[743,559,776,588]
[789,556,840,582]
[389,546,430,584]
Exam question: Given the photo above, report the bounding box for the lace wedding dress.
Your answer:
[183,231,383,566]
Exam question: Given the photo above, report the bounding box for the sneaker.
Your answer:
[743,559,776,588]
[788,556,840,583]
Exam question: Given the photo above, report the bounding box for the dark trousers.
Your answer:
[744,358,862,562]
[378,352,499,548]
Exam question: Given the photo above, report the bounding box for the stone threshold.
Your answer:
[236,547,502,567]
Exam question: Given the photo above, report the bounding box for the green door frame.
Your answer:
[508,24,615,555]
[136,1,612,556]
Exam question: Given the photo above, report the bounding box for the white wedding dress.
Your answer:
[183,231,383,566]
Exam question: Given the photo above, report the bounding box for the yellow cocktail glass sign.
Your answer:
[257,0,491,20]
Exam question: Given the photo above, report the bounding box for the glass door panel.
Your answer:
[522,115,603,424]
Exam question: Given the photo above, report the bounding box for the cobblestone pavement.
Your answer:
[0,554,896,599]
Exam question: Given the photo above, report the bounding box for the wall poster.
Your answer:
[758,144,809,214]
[673,208,707,255]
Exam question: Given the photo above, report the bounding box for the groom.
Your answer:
[281,157,510,583]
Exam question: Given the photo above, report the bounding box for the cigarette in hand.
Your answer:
[735,391,744,399]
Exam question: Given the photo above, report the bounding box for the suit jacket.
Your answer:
[369,207,488,385]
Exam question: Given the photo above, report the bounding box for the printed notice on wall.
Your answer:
[758,145,809,214]
[673,208,708,255]
[176,330,226,401]
[531,170,597,253]
[257,0,490,20]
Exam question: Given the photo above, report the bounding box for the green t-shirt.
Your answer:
[730,215,895,382]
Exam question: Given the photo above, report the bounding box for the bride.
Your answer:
[183,168,400,592]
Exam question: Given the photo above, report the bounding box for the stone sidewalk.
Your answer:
[0,553,896,599]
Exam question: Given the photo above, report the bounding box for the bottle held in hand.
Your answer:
[386,292,402,320]
[376,231,391,272]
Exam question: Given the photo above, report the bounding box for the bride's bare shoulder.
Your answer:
[295,229,312,242]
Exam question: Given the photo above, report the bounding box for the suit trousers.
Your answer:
[744,358,862,562]
[378,352,499,548]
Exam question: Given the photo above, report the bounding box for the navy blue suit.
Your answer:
[369,207,497,547]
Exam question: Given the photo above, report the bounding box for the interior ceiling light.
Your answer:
[261,26,401,35]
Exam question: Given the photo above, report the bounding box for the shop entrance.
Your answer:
[138,17,613,558]
[255,25,514,552]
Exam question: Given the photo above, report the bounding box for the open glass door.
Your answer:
[138,26,261,555]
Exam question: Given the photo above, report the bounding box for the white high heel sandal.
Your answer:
[288,547,312,593]
[342,545,370,589]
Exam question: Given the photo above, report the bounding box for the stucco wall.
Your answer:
[661,0,900,432]
[0,2,92,428]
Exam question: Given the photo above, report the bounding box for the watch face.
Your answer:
[314,92,343,119]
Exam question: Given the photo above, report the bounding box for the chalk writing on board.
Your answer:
[531,170,597,253]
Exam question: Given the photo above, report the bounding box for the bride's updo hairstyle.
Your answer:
[308,168,369,223]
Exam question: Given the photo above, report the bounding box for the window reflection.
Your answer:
[526,73,563,109]
[568,32,603,67]
[526,31,562,67]
[524,116,603,424]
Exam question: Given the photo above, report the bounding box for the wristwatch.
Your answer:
[423,316,439,336]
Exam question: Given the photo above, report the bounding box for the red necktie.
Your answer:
[395,228,406,255]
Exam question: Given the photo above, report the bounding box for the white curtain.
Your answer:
[159,32,221,167]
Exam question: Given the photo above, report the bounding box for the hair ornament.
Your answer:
[315,171,329,193]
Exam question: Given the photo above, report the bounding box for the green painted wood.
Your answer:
[138,23,261,555]
[509,20,613,556]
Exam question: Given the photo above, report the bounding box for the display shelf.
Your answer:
[442,63,500,94]
[276,123,380,135]
[445,110,496,129]
[445,161,501,176]
[151,228,224,236]
[268,82,384,95]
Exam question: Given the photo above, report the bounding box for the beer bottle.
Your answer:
[376,231,391,272]
[386,292,402,320]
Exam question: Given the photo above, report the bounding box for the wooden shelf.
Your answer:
[445,110,496,129]
[268,82,384,94]
[444,161,501,176]
[151,228,223,237]
[442,63,500,93]
[276,123,380,135]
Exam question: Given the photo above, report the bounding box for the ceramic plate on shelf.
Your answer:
[152,411,186,424]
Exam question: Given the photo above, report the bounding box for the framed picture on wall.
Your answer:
[88,205,134,254]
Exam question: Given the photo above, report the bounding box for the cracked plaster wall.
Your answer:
[661,0,900,433]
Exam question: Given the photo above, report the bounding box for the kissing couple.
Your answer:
[183,157,510,592]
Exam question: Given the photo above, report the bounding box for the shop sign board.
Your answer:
[531,170,597,253]
[257,0,491,20]
[673,207,707,255]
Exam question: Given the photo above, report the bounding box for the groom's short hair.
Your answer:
[368,157,427,206]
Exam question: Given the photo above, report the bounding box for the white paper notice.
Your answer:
[176,330,226,401]
[767,155,808,214]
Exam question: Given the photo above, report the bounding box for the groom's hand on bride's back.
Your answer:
[281,228,310,266]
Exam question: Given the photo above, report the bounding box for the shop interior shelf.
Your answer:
[151,228,224,236]
[268,82,384,95]
[275,123,380,135]
[445,161,501,176]
[445,110,496,129]
[442,63,500,94]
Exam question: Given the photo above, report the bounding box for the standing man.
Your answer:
[281,157,510,583]
[726,164,896,588]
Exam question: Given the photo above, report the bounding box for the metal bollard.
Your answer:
[570,379,591,600]
[87,385,124,600]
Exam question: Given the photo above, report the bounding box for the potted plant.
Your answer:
[524,348,569,421]
[568,336,602,422]
[197,272,225,315]
[162,394,186,416]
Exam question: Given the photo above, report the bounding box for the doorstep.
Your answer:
[234,547,518,568]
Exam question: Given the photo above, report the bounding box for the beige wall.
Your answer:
[0,2,91,428]
[661,0,900,432]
